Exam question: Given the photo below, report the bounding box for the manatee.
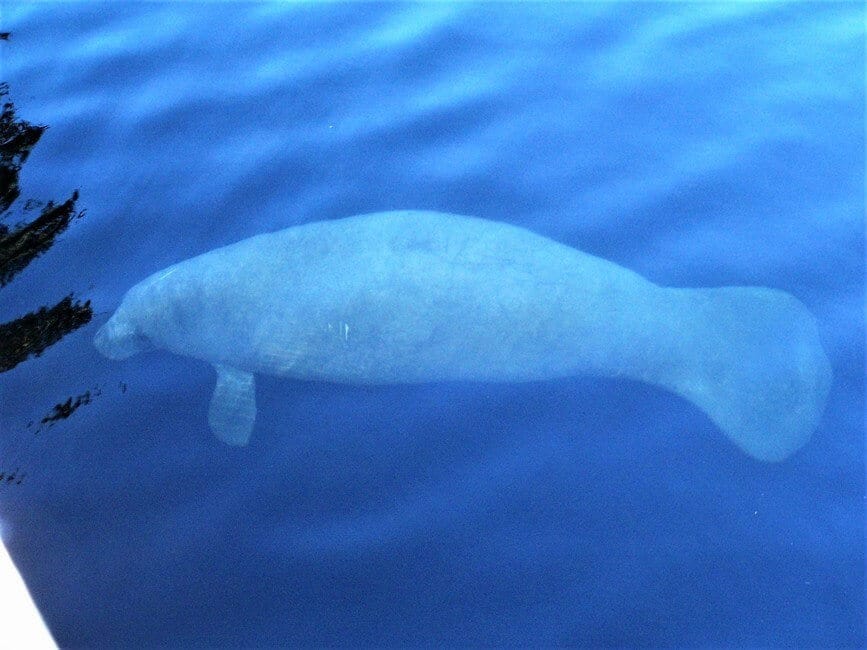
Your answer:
[94,211,832,461]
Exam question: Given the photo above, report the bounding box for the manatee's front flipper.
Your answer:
[208,364,256,446]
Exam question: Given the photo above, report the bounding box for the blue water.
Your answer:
[0,2,864,647]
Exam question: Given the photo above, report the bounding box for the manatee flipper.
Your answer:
[208,364,256,446]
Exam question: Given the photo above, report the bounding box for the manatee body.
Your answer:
[94,211,831,461]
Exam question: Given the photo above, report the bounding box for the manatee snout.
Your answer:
[94,314,151,360]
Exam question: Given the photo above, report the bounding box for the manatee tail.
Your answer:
[664,286,832,462]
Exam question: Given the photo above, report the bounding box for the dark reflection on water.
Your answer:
[0,83,95,483]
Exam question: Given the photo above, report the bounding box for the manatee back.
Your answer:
[228,211,652,383]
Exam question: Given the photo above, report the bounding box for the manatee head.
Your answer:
[93,260,233,364]
[93,270,176,361]
[94,295,155,360]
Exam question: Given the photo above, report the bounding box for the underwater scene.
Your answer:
[0,2,864,647]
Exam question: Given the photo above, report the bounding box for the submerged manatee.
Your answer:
[94,211,831,461]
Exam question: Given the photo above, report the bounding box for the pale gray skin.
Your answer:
[94,211,832,461]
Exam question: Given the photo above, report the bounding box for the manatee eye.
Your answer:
[131,331,153,350]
